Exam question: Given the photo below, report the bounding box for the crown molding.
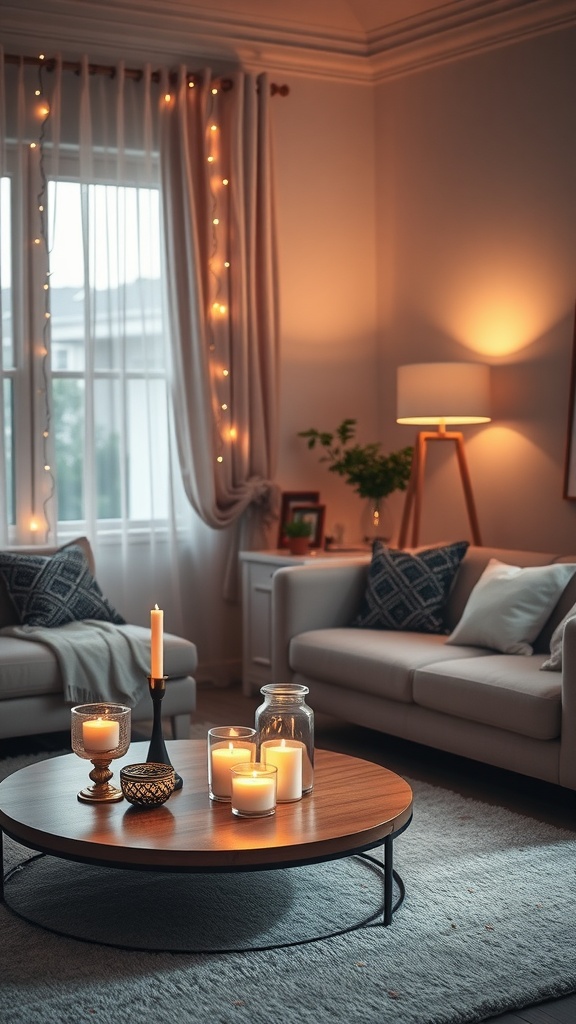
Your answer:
[1,0,575,84]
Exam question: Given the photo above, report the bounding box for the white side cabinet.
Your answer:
[239,549,368,696]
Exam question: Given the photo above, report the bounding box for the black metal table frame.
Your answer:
[0,816,411,953]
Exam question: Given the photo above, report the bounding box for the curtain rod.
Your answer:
[3,52,289,95]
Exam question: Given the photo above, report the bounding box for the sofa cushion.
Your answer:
[352,540,469,633]
[289,628,490,702]
[447,559,576,655]
[0,545,125,629]
[413,654,561,740]
[0,629,198,700]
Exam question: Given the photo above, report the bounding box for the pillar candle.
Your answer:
[82,717,120,753]
[210,742,256,799]
[260,739,303,801]
[150,605,163,678]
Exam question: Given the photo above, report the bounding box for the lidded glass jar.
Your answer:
[255,683,314,794]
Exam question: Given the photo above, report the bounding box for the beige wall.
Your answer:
[271,75,382,546]
[373,27,576,551]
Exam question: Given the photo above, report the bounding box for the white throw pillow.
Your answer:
[540,601,576,672]
[447,559,576,655]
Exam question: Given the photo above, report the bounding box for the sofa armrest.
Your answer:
[271,561,369,680]
[559,615,576,788]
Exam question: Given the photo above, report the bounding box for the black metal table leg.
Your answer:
[383,834,393,926]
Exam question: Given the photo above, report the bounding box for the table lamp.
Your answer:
[396,362,490,548]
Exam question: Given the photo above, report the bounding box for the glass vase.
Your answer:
[255,683,314,794]
[361,497,393,546]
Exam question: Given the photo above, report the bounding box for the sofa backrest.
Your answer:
[0,536,95,629]
[445,545,576,651]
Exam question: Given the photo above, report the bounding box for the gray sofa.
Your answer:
[0,538,197,742]
[272,545,576,791]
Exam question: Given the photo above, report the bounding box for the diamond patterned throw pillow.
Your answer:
[352,540,469,633]
[0,545,125,628]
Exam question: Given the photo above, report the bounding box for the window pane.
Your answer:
[1,176,13,368]
[53,379,85,521]
[94,379,122,520]
[127,378,169,520]
[3,379,14,525]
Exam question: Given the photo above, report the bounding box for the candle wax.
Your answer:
[210,742,256,799]
[261,739,303,801]
[231,774,276,815]
[82,717,120,753]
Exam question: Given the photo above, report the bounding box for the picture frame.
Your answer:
[290,504,326,549]
[564,302,576,499]
[277,491,320,547]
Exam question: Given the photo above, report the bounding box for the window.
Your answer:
[0,154,175,540]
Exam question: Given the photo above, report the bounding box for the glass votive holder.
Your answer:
[230,762,277,818]
[71,703,131,803]
[207,726,257,802]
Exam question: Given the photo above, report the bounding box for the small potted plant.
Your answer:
[284,518,313,556]
[298,419,413,543]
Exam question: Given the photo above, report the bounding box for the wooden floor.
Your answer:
[4,680,576,1023]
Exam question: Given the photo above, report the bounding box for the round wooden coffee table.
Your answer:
[0,740,413,949]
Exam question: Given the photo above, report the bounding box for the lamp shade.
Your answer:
[396,362,491,426]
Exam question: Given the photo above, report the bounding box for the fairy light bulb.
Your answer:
[207,155,215,163]
[221,403,228,410]
[228,426,237,441]
[30,518,39,533]
[210,124,218,132]
[222,368,229,377]
[217,455,223,463]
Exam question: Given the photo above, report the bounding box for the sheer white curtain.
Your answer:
[160,68,280,565]
[0,54,280,666]
[0,53,200,638]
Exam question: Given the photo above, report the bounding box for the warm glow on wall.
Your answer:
[423,251,571,360]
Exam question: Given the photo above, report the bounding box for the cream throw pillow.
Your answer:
[447,559,576,655]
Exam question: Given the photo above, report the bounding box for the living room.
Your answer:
[1,2,576,1022]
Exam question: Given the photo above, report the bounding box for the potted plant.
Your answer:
[298,419,413,543]
[284,518,313,556]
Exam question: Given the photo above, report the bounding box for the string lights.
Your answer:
[30,53,56,541]
[205,78,235,469]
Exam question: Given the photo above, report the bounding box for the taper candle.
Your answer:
[150,604,163,678]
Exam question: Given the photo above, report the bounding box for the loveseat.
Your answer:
[271,543,576,791]
[0,537,197,742]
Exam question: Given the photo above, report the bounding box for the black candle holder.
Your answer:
[146,675,183,790]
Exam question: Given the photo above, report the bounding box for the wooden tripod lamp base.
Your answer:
[397,428,482,550]
[396,362,491,551]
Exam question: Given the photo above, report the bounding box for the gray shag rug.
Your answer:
[1,747,576,1024]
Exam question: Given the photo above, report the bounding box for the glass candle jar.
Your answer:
[255,683,314,794]
[230,762,277,818]
[207,726,257,802]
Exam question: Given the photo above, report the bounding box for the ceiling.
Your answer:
[1,0,575,82]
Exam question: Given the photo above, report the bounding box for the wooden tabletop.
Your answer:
[0,740,413,870]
